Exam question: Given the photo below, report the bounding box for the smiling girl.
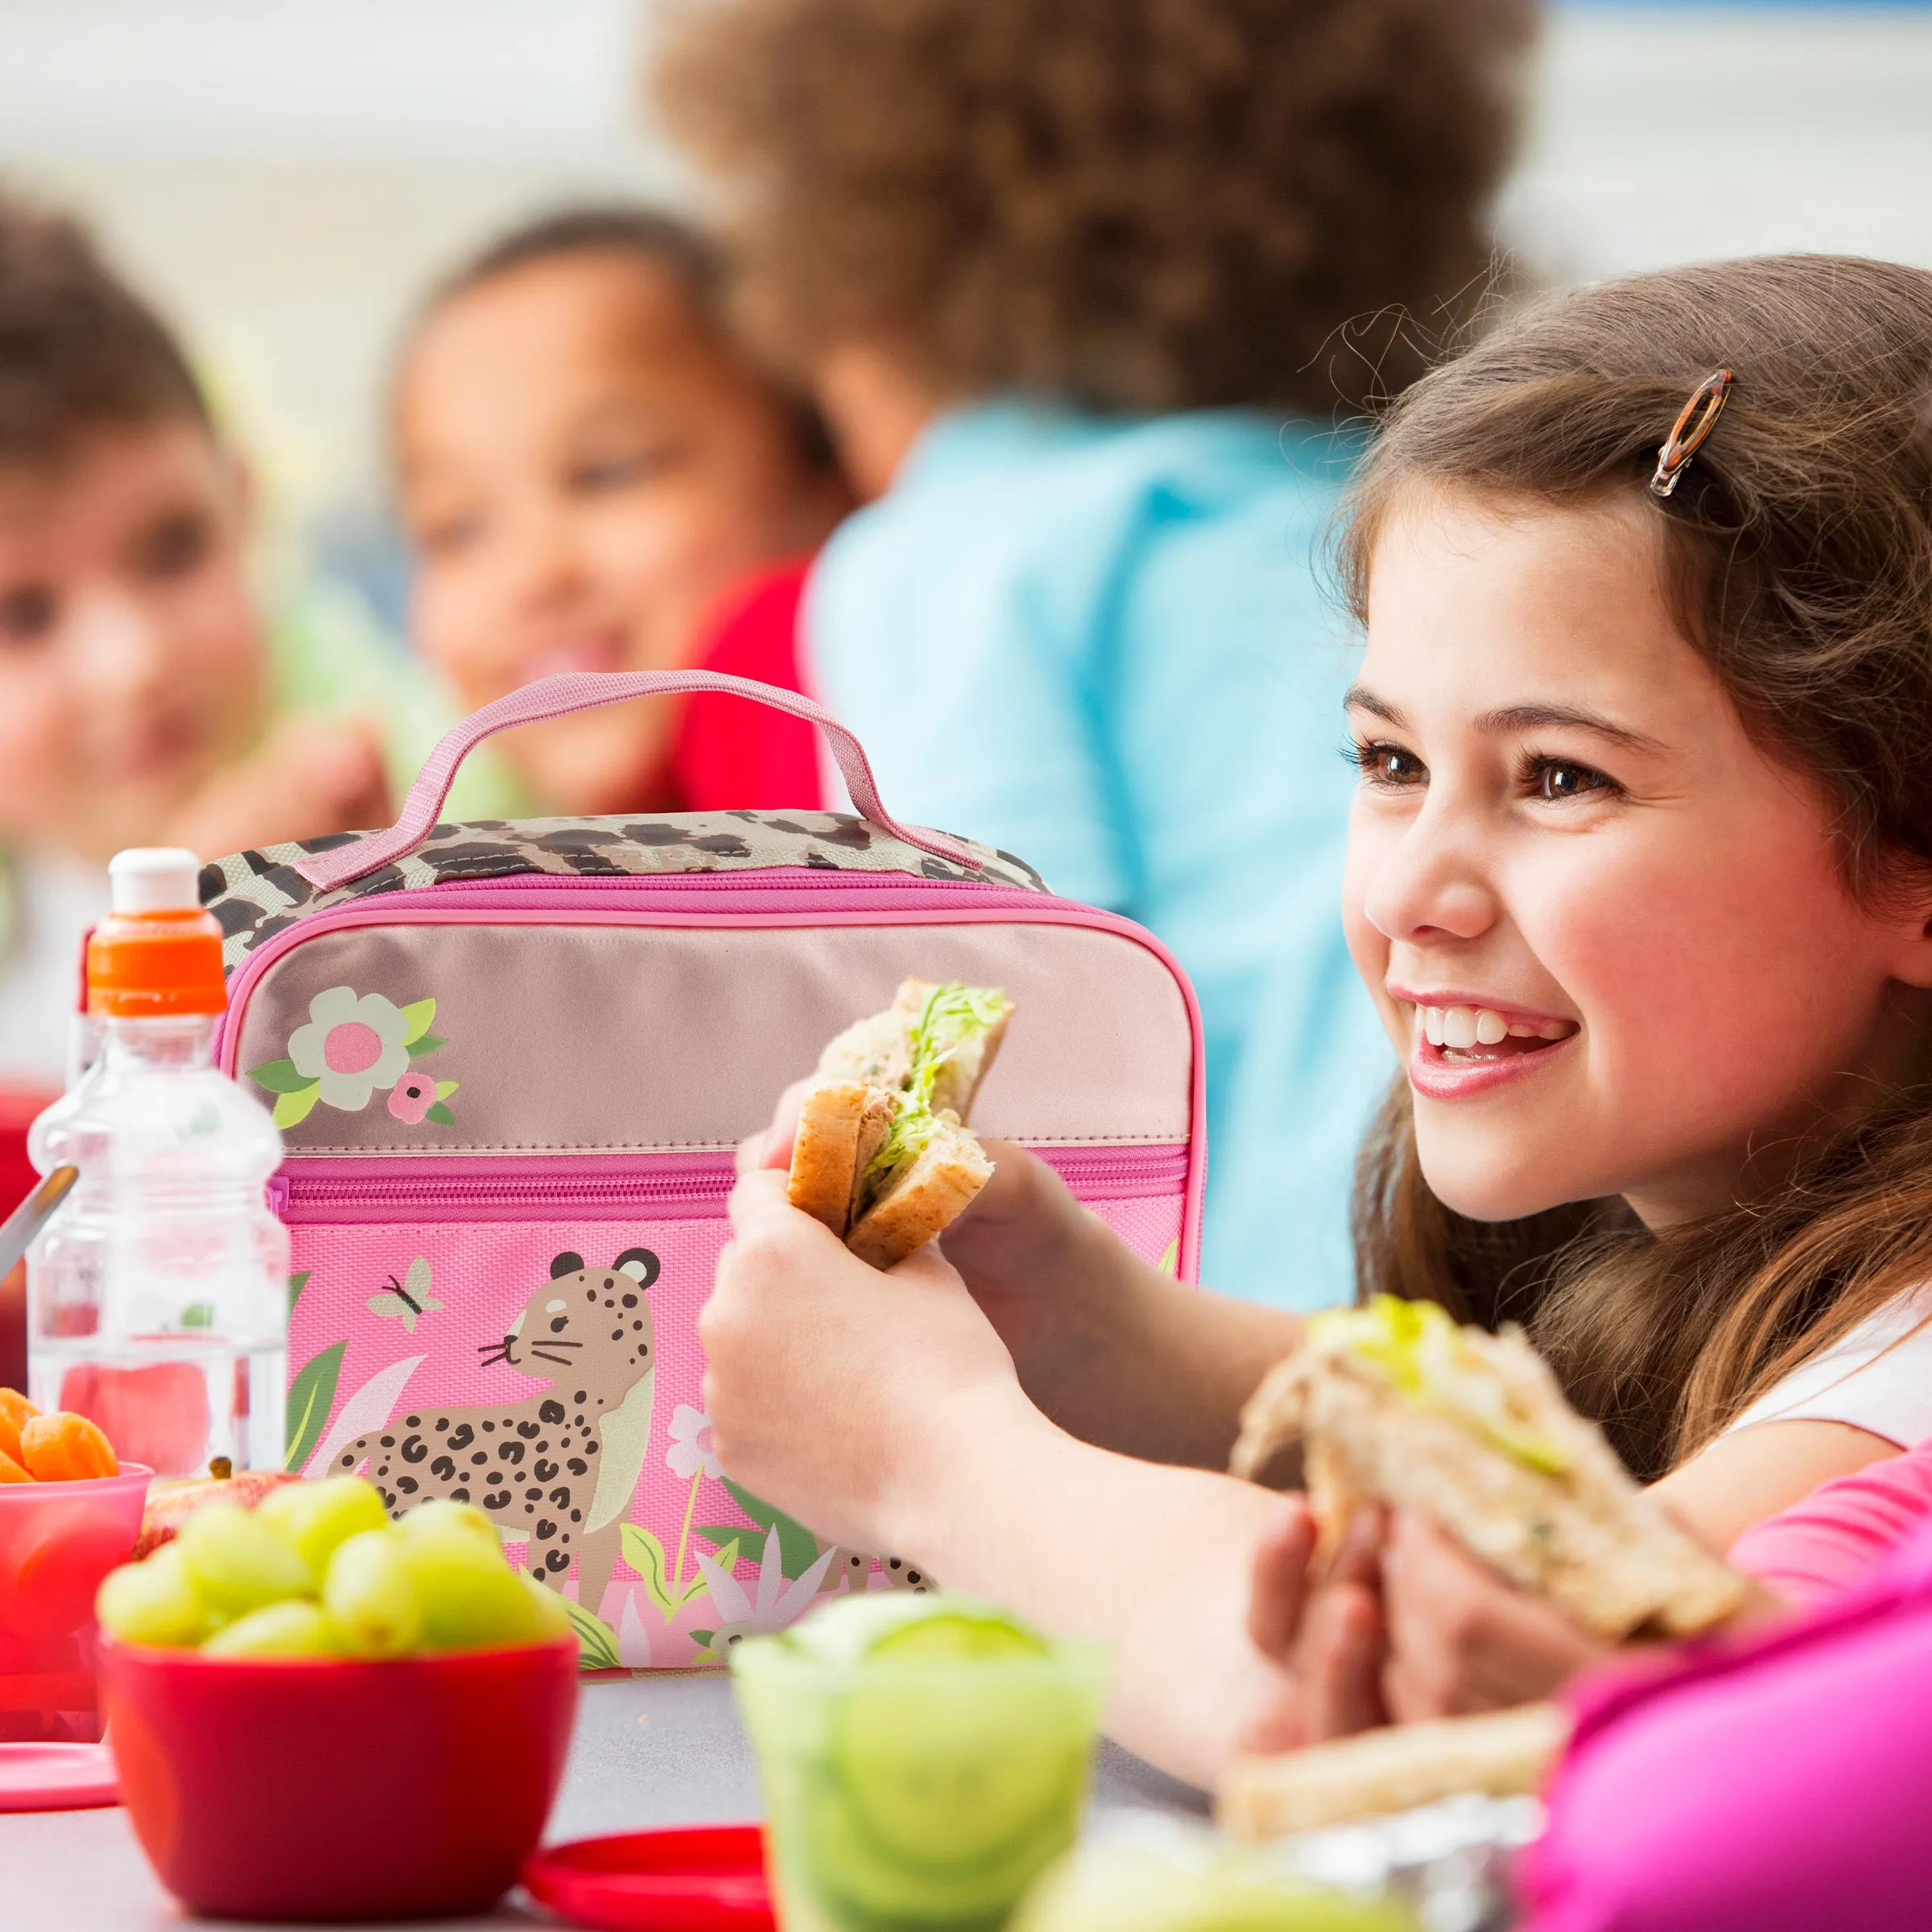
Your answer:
[700,254,1932,1783]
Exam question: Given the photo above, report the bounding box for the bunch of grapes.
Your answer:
[95,1480,574,1660]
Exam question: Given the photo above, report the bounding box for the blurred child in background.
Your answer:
[657,0,1534,1306]
[0,196,514,1097]
[390,207,852,815]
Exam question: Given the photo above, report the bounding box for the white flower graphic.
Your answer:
[665,1405,721,1481]
[287,986,412,1111]
[695,1526,836,1657]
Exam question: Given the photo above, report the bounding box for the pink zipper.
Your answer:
[268,1145,1187,1224]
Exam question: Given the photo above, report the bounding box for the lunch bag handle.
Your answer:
[292,670,979,891]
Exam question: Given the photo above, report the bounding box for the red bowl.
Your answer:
[99,1634,578,1921]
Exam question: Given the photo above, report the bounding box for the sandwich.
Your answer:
[1218,1702,1569,1839]
[788,979,1013,1269]
[1229,1295,1745,1641]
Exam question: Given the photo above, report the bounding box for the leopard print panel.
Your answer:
[332,1249,660,1619]
[200,811,1048,975]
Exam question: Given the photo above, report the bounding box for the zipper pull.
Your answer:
[265,1173,291,1217]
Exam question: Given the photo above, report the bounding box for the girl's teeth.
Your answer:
[1420,1005,1576,1050]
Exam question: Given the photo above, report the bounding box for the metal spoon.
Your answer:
[0,1166,78,1279]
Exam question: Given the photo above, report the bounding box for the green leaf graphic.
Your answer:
[180,1302,214,1330]
[248,1058,313,1094]
[399,998,436,1044]
[287,1271,312,1317]
[434,1080,460,1102]
[273,1084,321,1129]
[721,1480,821,1579]
[621,1524,726,1621]
[284,1340,346,1472]
[1157,1238,1180,1279]
[563,1596,617,1670]
[423,1102,455,1126]
[688,1629,714,1649]
[411,1035,447,1055]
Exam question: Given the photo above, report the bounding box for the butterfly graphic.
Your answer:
[367,1257,443,1332]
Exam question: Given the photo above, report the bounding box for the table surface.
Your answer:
[2,1674,1206,1929]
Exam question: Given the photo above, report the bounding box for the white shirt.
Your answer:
[1724,1282,1932,1447]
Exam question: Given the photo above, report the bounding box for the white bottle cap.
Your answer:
[108,847,203,915]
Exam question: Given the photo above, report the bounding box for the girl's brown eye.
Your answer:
[1535,759,1612,801]
[0,581,56,646]
[1356,741,1424,786]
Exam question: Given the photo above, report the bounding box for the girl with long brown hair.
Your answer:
[699,254,1932,1781]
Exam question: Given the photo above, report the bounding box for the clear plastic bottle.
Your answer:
[27,848,287,1475]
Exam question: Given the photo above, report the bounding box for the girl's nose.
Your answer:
[68,588,167,700]
[506,499,588,613]
[1360,808,1498,944]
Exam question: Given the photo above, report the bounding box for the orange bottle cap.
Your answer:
[86,848,225,1018]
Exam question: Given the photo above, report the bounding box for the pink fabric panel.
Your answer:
[235,919,1192,1154]
[1086,1195,1185,1270]
[1526,1522,1932,1931]
[1729,1439,1932,1608]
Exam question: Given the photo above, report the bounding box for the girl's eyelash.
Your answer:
[1517,751,1623,801]
[1343,737,1426,787]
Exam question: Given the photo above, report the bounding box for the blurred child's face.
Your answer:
[0,422,263,863]
[395,250,846,812]
[1343,489,1932,1231]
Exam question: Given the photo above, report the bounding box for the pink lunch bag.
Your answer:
[204,671,1206,1670]
[1524,1517,1932,1930]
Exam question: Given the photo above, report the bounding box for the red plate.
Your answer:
[0,1740,121,1812]
[523,1823,775,1931]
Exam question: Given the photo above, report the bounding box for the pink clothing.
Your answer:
[1525,1517,1932,1931]
[1728,1438,1932,1608]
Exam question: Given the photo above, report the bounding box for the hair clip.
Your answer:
[1649,369,1733,499]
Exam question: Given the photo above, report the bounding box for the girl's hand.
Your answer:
[1378,1512,1610,1719]
[167,715,390,858]
[739,1089,1140,1374]
[702,1168,1033,1559]
[1242,1499,1390,1750]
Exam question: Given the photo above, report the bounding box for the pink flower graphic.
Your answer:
[387,1073,436,1124]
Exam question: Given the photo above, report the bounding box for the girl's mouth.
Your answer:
[1396,997,1580,1098]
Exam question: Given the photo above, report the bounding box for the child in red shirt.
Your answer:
[390,207,850,815]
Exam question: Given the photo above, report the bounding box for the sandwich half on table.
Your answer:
[788,979,1013,1269]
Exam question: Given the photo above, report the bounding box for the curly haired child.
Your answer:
[654,0,1535,1303]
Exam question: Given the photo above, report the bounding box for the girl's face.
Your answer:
[1344,489,1932,1229]
[394,251,849,814]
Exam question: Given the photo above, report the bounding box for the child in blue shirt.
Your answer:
[656,0,1531,1304]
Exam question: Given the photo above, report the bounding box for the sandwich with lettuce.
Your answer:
[1229,1296,1744,1640]
[788,979,1013,1269]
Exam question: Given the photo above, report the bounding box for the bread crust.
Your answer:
[787,1081,877,1234]
[847,1118,995,1269]
[1219,1704,1567,1839]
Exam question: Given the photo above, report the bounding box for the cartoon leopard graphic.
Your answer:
[333,1248,658,1619]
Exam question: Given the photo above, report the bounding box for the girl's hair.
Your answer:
[402,203,837,473]
[1343,254,1932,1481]
[651,0,1534,415]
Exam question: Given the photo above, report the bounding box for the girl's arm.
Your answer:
[1648,1418,1900,1554]
[703,1170,1308,1787]
[745,1100,1304,1471]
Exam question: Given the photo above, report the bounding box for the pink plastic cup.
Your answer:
[0,1463,150,1743]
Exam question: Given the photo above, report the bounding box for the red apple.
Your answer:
[134,1467,302,1558]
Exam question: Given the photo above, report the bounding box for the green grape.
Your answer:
[394,1497,502,1553]
[402,1526,535,1652]
[518,1572,576,1644]
[255,1477,390,1587]
[324,1529,426,1658]
[174,1502,313,1624]
[96,1545,209,1649]
[202,1599,349,1658]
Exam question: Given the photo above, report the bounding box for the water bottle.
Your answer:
[26,849,288,1476]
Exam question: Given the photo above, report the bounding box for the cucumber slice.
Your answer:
[795,1772,1078,1931]
[832,1667,1091,1867]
